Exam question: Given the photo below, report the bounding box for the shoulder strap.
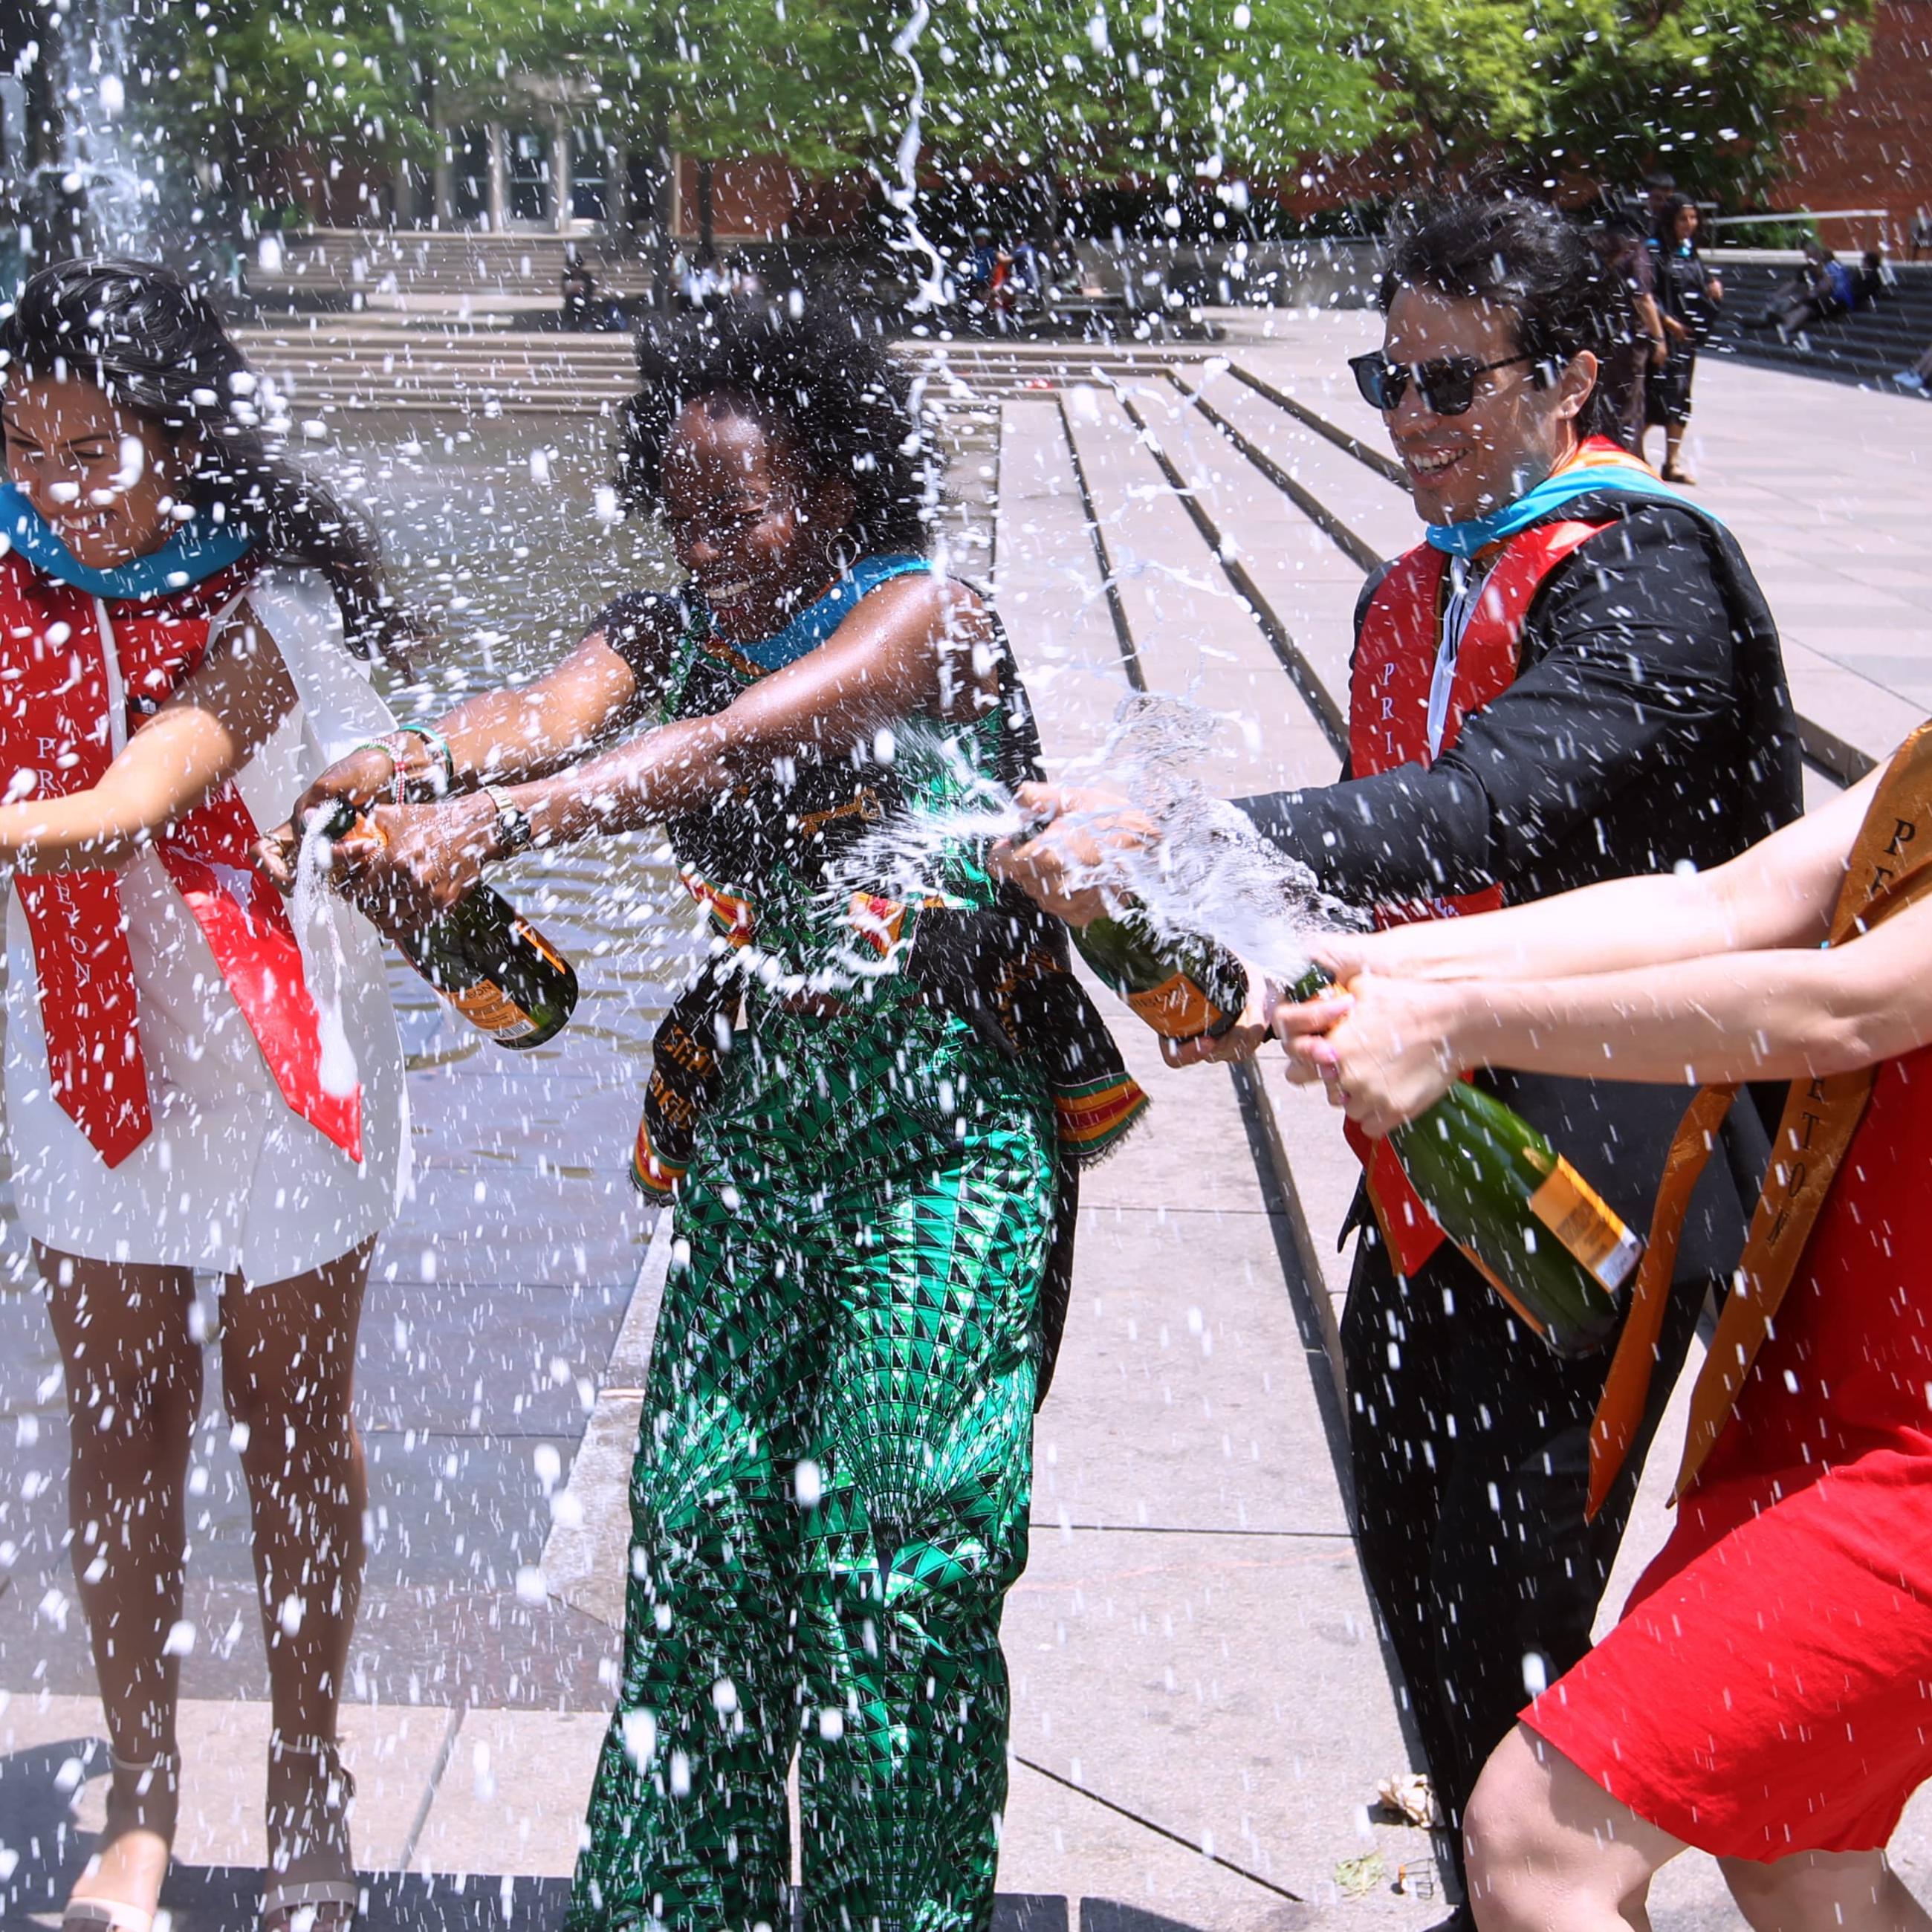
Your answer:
[1587,720,1932,1517]
[1350,546,1448,779]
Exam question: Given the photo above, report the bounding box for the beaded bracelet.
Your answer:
[346,726,456,803]
[400,723,457,795]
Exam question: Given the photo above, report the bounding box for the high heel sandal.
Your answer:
[260,1734,359,1931]
[62,1747,178,1932]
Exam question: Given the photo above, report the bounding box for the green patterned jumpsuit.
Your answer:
[568,565,1074,1932]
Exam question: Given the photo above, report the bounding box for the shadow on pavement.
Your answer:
[1,1738,1100,1931]
[4,1878,1090,1931]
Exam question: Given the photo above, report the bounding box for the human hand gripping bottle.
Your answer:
[1070,904,1637,1355]
[315,803,579,1049]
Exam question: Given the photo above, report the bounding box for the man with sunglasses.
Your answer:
[993,194,1799,1928]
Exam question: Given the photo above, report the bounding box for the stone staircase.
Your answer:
[233,319,638,414]
[231,322,1208,417]
[248,228,655,309]
[1708,253,1932,391]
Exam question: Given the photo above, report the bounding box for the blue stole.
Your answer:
[1424,442,1722,561]
[710,554,930,672]
[0,482,255,597]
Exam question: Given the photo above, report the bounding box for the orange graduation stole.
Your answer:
[1344,516,1606,1277]
[1586,719,1932,1517]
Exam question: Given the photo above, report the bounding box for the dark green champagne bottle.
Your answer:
[1074,913,1636,1355]
[320,807,579,1051]
[1071,904,1250,1041]
[1381,1066,1636,1356]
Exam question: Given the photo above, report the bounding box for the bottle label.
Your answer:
[512,916,572,974]
[451,976,541,1042]
[1528,1158,1644,1294]
[1124,970,1228,1040]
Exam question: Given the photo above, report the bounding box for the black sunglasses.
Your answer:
[1349,350,1534,415]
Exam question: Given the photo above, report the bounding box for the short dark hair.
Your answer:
[1378,196,1632,439]
[0,258,412,659]
[616,296,927,556]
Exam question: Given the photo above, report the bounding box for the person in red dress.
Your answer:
[1273,729,1932,1931]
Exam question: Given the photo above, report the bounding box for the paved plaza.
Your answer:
[2,314,1931,1928]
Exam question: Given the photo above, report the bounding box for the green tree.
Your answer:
[1364,0,1873,201]
[886,0,1390,204]
[140,0,441,216]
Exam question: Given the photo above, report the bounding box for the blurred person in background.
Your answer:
[1592,211,1667,453]
[1645,196,1721,483]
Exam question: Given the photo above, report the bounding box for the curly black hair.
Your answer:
[0,257,412,659]
[616,296,927,555]
[1378,196,1633,441]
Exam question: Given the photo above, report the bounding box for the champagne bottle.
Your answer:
[1075,910,1637,1354]
[1071,904,1249,1041]
[317,806,579,1051]
[1382,1070,1637,1356]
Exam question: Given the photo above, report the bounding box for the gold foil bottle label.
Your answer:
[1529,1157,1643,1293]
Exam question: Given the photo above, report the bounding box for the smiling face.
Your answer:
[2,374,190,568]
[1379,286,1596,526]
[659,396,857,641]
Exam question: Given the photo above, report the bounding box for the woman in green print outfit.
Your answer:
[286,297,1144,1931]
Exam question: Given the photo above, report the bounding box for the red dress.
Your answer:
[1526,1043,1932,1860]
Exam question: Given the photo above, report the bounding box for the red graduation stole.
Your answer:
[1341,515,1606,1277]
[0,548,361,1167]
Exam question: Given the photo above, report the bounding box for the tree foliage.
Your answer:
[1364,0,1873,199]
[901,0,1388,181]
[117,0,1878,222]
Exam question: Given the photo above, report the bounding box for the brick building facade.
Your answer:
[1775,0,1932,245]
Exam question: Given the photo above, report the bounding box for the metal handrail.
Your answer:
[1704,208,1890,227]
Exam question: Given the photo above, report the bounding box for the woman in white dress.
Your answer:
[0,261,411,1931]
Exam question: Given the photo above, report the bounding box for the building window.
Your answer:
[508,128,550,224]
[448,126,490,225]
[571,127,609,224]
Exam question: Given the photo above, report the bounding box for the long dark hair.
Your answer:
[1378,196,1632,442]
[0,259,411,659]
[616,295,929,556]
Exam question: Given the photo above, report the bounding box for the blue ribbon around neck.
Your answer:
[1424,460,1722,561]
[708,554,931,671]
[0,482,255,599]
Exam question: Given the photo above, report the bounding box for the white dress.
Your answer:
[2,566,410,1282]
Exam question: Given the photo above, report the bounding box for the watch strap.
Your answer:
[482,783,534,855]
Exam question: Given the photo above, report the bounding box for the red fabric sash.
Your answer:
[0,550,360,1167]
[1342,516,1605,1276]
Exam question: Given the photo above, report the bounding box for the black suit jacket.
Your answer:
[1239,496,1804,1286]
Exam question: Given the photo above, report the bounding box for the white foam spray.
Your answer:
[294,814,362,1099]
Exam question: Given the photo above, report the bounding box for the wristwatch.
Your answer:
[482,783,535,857]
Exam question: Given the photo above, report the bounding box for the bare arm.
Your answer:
[1273,771,1922,1135]
[288,625,651,816]
[427,629,651,783]
[1283,894,1932,1139]
[1633,291,1670,360]
[511,577,989,846]
[0,599,296,872]
[262,616,659,889]
[360,574,993,915]
[1308,773,1870,988]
